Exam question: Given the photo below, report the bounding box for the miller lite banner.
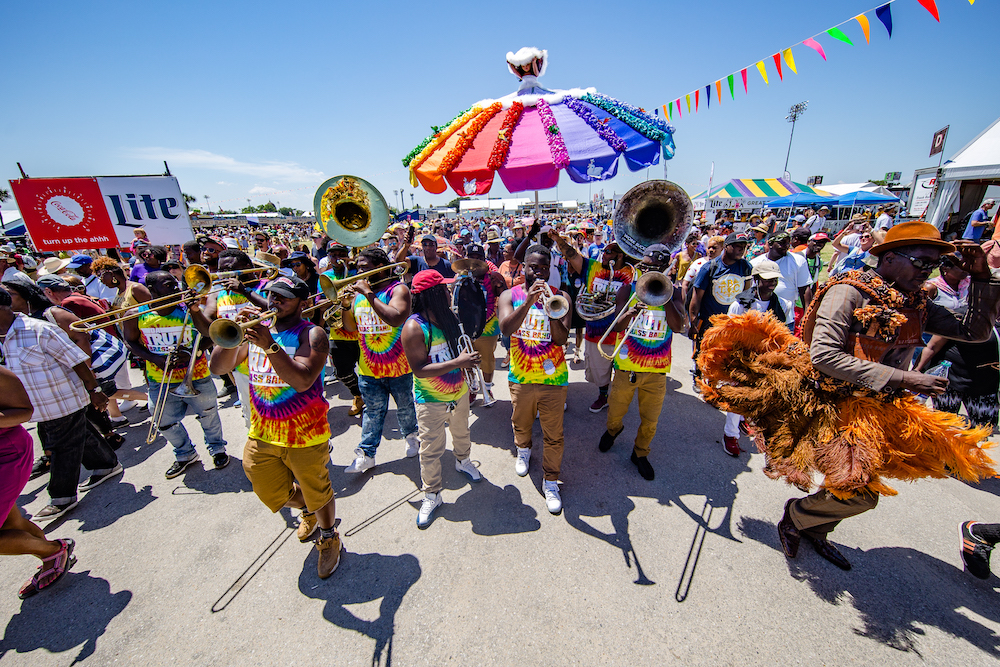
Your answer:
[9,175,194,251]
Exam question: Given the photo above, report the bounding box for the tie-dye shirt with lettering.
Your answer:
[613,301,673,373]
[354,281,411,378]
[410,313,467,403]
[248,321,330,448]
[321,268,358,342]
[481,278,499,338]
[509,285,567,386]
[137,304,210,384]
[216,281,265,374]
[582,259,635,343]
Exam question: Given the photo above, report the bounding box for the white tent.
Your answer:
[927,116,1000,229]
[819,182,895,197]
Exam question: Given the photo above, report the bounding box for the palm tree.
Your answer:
[204,195,211,213]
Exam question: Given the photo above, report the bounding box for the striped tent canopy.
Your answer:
[694,178,832,200]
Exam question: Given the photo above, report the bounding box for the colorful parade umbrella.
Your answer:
[403,48,675,197]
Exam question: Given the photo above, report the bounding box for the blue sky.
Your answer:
[4,0,997,214]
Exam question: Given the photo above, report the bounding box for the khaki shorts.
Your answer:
[242,438,334,513]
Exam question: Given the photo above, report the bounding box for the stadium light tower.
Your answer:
[783,101,809,178]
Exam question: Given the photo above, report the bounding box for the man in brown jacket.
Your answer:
[778,222,1000,571]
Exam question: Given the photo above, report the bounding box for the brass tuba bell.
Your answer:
[612,180,694,259]
[312,175,390,248]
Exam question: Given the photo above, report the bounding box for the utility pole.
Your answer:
[783,101,809,179]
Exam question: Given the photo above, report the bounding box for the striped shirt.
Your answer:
[0,314,90,423]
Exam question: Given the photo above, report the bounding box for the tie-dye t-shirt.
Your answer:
[410,313,467,403]
[481,278,499,338]
[613,301,673,373]
[354,281,411,378]
[137,304,211,384]
[509,285,568,386]
[321,268,358,342]
[582,259,635,343]
[248,321,330,448]
[216,282,265,374]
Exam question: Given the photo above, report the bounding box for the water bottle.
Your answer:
[914,360,952,401]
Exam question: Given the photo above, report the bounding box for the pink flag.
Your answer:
[741,68,748,93]
[802,37,827,60]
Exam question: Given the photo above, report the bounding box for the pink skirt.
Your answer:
[0,426,33,520]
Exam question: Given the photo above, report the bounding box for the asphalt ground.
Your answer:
[2,335,999,666]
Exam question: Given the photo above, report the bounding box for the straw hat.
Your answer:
[869,222,955,256]
[37,256,71,276]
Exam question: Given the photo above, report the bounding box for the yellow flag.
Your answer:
[686,94,691,113]
[783,48,797,74]
[756,60,769,85]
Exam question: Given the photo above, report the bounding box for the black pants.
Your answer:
[329,339,361,397]
[38,407,119,505]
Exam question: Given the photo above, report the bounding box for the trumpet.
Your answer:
[71,272,222,333]
[301,262,409,321]
[449,301,485,396]
[182,264,278,293]
[539,282,570,320]
[209,310,279,349]
[597,271,674,361]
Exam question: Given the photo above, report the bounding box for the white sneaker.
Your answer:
[455,457,481,482]
[514,447,531,477]
[416,492,442,528]
[543,480,562,515]
[119,400,137,412]
[344,448,375,474]
[405,433,420,458]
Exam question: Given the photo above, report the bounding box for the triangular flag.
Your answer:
[715,80,723,105]
[661,104,668,119]
[705,85,711,109]
[741,68,748,93]
[826,27,853,45]
[685,94,691,114]
[876,4,892,38]
[802,38,827,60]
[695,89,700,112]
[756,61,768,85]
[727,74,735,100]
[772,53,783,80]
[666,102,672,120]
[676,98,682,118]
[916,0,940,21]
[783,49,797,74]
[855,14,871,43]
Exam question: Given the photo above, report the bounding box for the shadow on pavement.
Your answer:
[738,515,1000,657]
[426,472,541,536]
[299,551,421,667]
[173,457,254,495]
[0,570,132,665]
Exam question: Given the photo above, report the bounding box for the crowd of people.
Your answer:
[4,194,1000,600]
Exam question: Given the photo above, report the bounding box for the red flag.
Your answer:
[772,53,783,80]
[916,0,940,21]
[695,89,700,112]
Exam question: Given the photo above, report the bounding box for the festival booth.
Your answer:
[926,116,1000,232]
[693,178,833,229]
[0,209,27,238]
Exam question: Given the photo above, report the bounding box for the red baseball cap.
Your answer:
[410,269,453,294]
[810,233,831,242]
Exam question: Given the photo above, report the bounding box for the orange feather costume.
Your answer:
[697,307,995,500]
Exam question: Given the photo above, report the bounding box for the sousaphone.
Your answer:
[612,179,693,259]
[313,175,390,248]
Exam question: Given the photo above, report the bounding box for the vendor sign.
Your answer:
[9,175,193,251]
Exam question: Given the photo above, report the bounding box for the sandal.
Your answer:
[18,538,77,600]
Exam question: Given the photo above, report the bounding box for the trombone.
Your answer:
[182,264,278,293]
[146,310,196,444]
[209,309,279,349]
[301,261,409,323]
[597,271,673,361]
[71,270,222,333]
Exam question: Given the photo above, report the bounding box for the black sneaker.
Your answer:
[34,501,79,522]
[29,455,51,481]
[598,430,618,453]
[165,458,200,479]
[79,463,124,492]
[960,521,994,580]
[212,453,230,470]
[630,451,655,480]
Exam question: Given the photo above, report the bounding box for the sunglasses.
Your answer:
[894,252,942,271]
[202,247,220,253]
[288,261,303,268]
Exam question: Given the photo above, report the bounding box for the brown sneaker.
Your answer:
[348,396,364,417]
[297,511,318,542]
[316,533,342,579]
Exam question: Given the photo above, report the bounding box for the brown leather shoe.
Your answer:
[777,499,800,558]
[316,533,342,579]
[806,536,851,571]
[348,396,364,417]
[297,511,318,542]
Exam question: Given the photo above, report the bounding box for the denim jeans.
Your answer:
[38,407,119,506]
[357,373,417,458]
[148,376,227,461]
